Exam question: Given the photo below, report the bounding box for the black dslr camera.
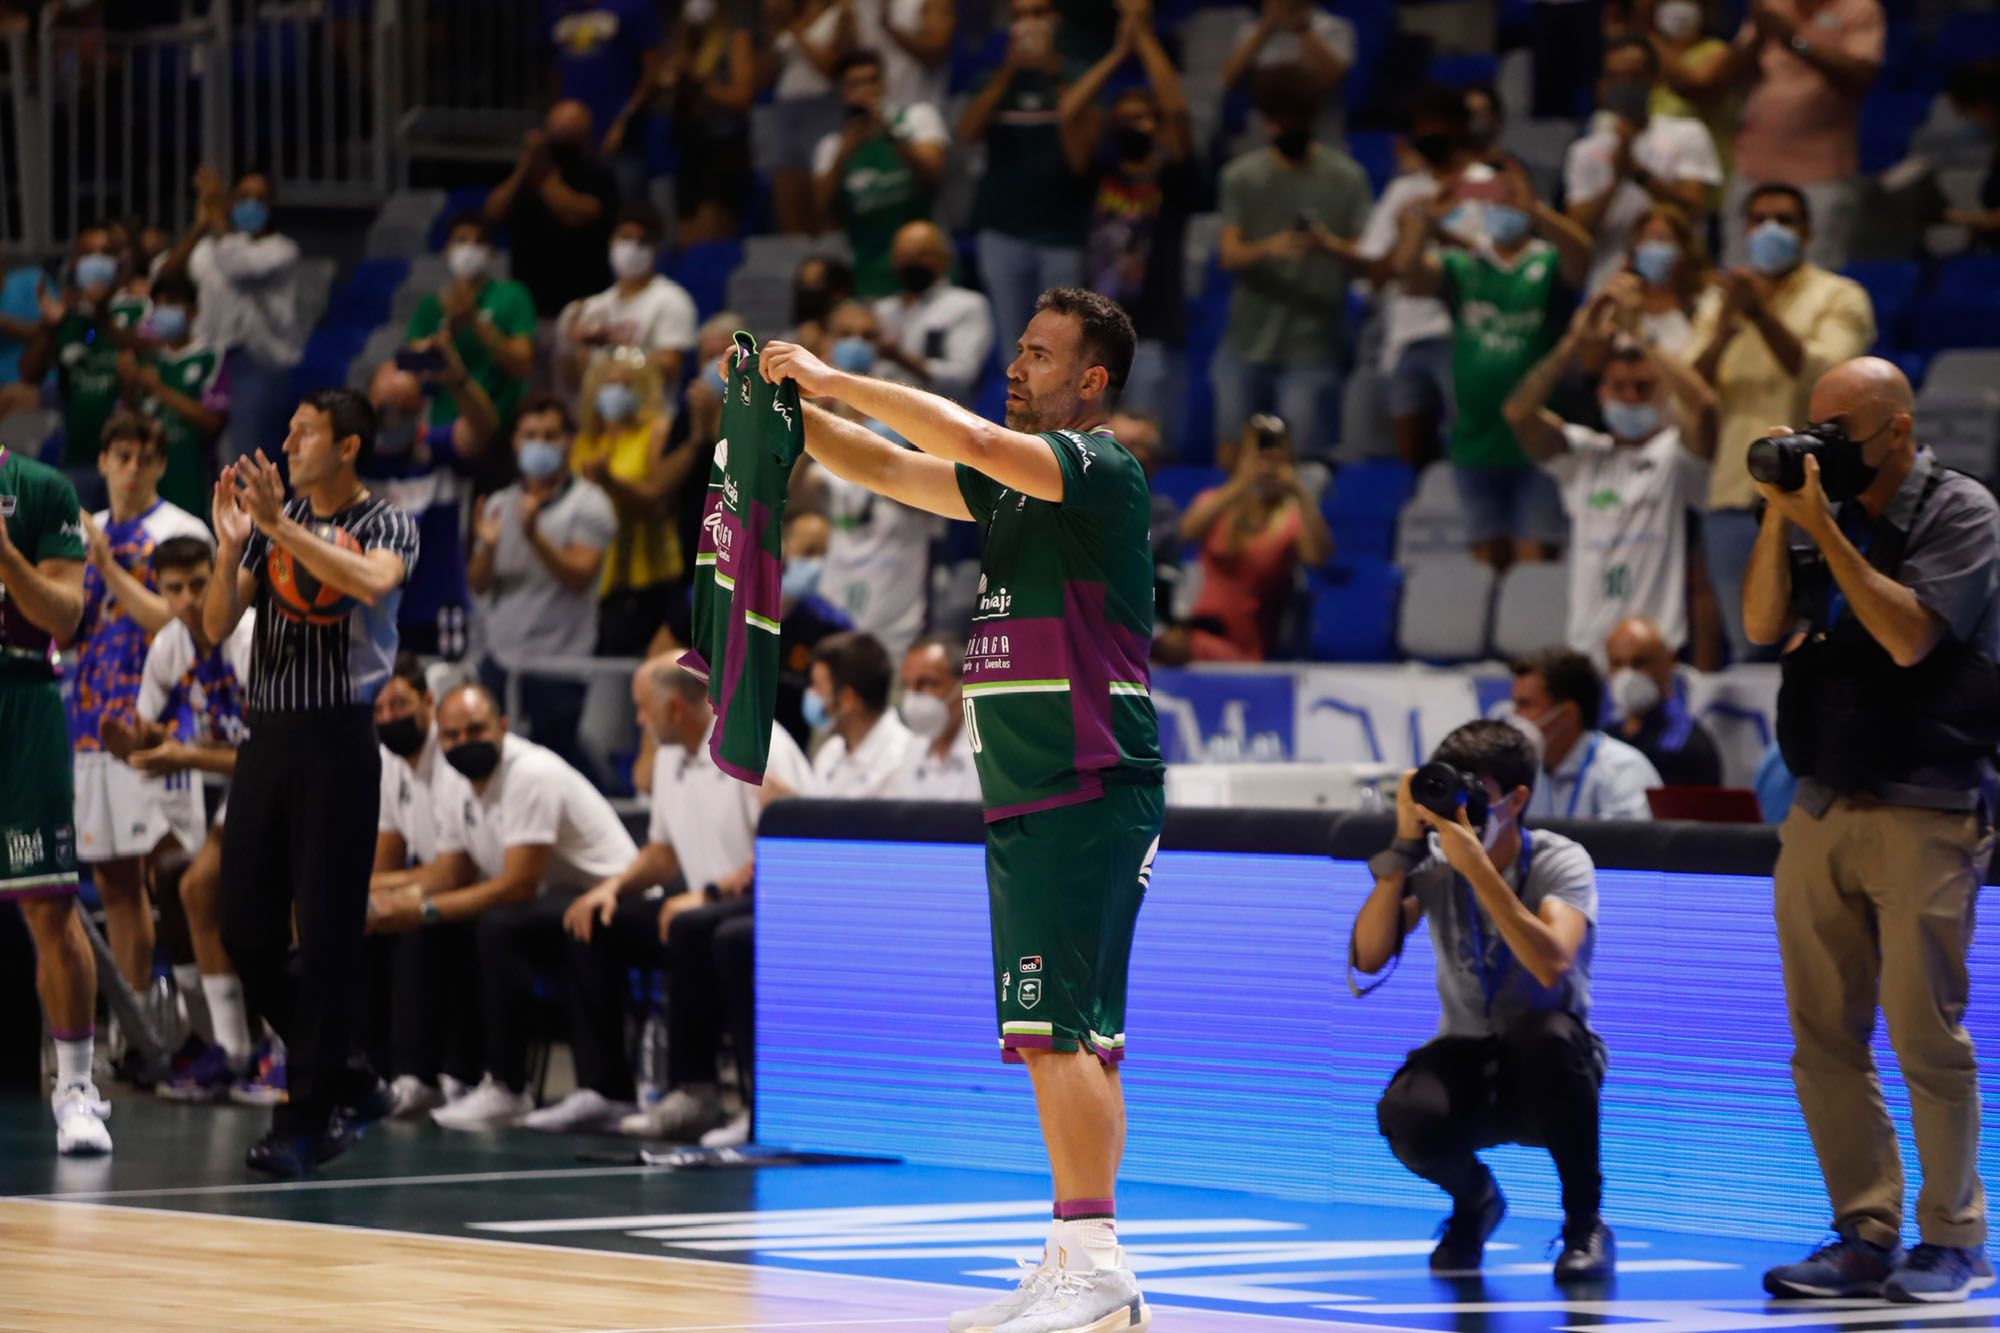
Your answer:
[1746,422,1848,493]
[1409,761,1489,830]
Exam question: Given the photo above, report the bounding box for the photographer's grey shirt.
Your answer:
[1788,448,2000,815]
[1408,826,1598,1040]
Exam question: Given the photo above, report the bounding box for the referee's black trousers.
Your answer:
[221,709,382,1137]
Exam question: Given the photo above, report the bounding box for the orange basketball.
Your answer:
[268,523,362,625]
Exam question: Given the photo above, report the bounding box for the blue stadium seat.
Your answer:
[1841,259,1921,349]
[1307,560,1402,662]
[1908,255,2000,352]
[1427,53,1499,90]
[1345,130,1398,196]
[1330,0,1395,111]
[666,239,745,321]
[1321,458,1413,562]
[427,187,494,251]
[319,258,408,333]
[1151,464,1224,513]
[1857,90,1929,172]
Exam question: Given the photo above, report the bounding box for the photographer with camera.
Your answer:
[1744,355,1999,1304]
[1351,720,1613,1284]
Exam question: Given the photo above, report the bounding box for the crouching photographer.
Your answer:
[1744,356,2000,1305]
[1349,719,1613,1284]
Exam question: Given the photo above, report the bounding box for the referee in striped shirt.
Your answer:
[203,388,420,1176]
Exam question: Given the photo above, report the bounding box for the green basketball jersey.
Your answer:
[143,341,228,518]
[954,428,1163,820]
[53,312,127,467]
[679,331,806,784]
[0,445,87,684]
[1442,241,1568,470]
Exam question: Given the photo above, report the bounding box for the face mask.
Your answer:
[1745,220,1801,276]
[74,253,117,291]
[705,364,728,399]
[1274,126,1314,163]
[899,690,951,739]
[1632,239,1680,286]
[1113,126,1153,163]
[230,198,270,234]
[1601,398,1662,440]
[1602,79,1651,125]
[1607,667,1663,721]
[517,438,566,480]
[1480,795,1513,853]
[149,304,189,342]
[830,336,876,374]
[683,0,717,23]
[444,738,501,782]
[782,556,824,604]
[1812,420,1886,501]
[446,242,490,281]
[801,690,831,731]
[792,285,830,325]
[1485,203,1531,247]
[375,415,420,457]
[1410,132,1455,167]
[596,382,639,423]
[377,714,427,759]
[609,238,655,281]
[894,263,935,296]
[1654,0,1702,41]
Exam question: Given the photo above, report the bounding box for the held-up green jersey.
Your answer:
[679,331,806,784]
[954,428,1163,820]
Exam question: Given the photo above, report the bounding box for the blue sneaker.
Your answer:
[157,1040,239,1102]
[230,1039,288,1106]
[1763,1233,1903,1298]
[1884,1244,1997,1303]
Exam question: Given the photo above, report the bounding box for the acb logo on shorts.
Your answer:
[1018,956,1042,974]
[1018,979,1042,1010]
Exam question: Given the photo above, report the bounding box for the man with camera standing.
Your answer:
[1744,355,1998,1304]
[1352,719,1612,1283]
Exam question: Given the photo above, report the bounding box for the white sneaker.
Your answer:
[698,1110,751,1148]
[440,1073,470,1104]
[992,1253,1149,1333]
[387,1074,443,1119]
[521,1088,634,1134]
[617,1085,723,1140]
[53,1081,112,1156]
[950,1248,1060,1333]
[430,1076,532,1130]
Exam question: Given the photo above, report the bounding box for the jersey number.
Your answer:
[962,696,983,754]
[1602,563,1630,600]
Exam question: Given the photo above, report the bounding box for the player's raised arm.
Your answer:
[233,452,407,606]
[792,399,973,521]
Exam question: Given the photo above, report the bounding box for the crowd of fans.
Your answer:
[0,0,1995,1136]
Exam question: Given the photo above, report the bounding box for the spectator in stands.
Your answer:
[22,223,138,509]
[572,348,697,653]
[1943,60,2000,249]
[870,220,993,407]
[1691,184,1873,664]
[366,684,639,1132]
[1353,718,1614,1283]
[1510,646,1663,820]
[662,0,758,245]
[158,168,300,467]
[1462,83,1506,167]
[1601,614,1723,787]
[788,253,855,353]
[1158,414,1332,664]
[568,660,815,1144]
[766,0,858,235]
[122,267,226,520]
[1644,0,1743,185]
[801,300,940,658]
[1112,408,1184,624]
[1506,298,1718,657]
[469,397,616,777]
[0,244,50,420]
[891,632,980,799]
[555,203,696,394]
[1355,83,1483,469]
[1607,203,1709,357]
[1396,157,1593,569]
[546,0,666,200]
[807,631,916,793]
[406,214,537,432]
[366,349,493,657]
[1216,64,1372,457]
[1715,0,1882,268]
[814,50,949,299]
[1564,36,1722,293]
[1065,5,1201,456]
[777,510,854,745]
[486,100,621,317]
[961,0,1090,359]
[1221,0,1352,103]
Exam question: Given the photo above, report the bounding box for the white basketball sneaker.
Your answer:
[949,1247,1061,1333]
[53,1080,112,1156]
[992,1251,1149,1333]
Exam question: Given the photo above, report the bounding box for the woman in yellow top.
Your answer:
[571,348,700,654]
[1633,0,1741,186]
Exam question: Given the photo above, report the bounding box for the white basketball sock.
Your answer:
[54,1036,93,1087]
[201,973,252,1065]
[1051,1216,1119,1273]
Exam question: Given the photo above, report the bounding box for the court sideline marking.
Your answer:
[25,1163,659,1200]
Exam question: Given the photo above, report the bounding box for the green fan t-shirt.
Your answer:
[1441,240,1571,470]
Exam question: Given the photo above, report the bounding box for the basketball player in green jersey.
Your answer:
[760,287,1164,1333]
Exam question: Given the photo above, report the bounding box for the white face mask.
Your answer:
[898,690,951,740]
[446,242,490,281]
[1607,667,1663,721]
[683,0,717,24]
[609,238,655,281]
[1481,794,1514,852]
[1654,0,1701,41]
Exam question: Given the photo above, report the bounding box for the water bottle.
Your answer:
[637,1009,668,1107]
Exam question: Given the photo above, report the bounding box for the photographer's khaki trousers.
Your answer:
[1775,798,1990,1249]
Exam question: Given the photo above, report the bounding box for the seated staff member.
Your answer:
[891,632,980,800]
[804,631,915,795]
[1509,645,1662,820]
[365,683,637,1131]
[1602,615,1723,787]
[1351,719,1614,1283]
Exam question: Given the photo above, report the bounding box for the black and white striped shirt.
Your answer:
[242,495,420,713]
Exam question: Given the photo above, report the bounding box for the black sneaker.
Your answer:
[1430,1182,1507,1273]
[244,1120,359,1179]
[336,1077,395,1131]
[1553,1217,1616,1283]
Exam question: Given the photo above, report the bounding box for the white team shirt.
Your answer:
[1526,729,1662,822]
[813,710,917,798]
[648,720,814,893]
[556,275,698,368]
[1356,172,1488,372]
[820,467,940,660]
[781,0,944,109]
[377,725,447,866]
[1563,113,1723,292]
[1541,422,1710,657]
[891,725,980,800]
[432,734,638,892]
[871,283,995,406]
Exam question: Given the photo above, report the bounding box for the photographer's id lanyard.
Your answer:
[1562,735,1600,820]
[1462,828,1533,1015]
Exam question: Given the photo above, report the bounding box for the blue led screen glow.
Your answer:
[756,836,2000,1241]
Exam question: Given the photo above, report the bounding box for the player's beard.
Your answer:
[1004,385,1076,433]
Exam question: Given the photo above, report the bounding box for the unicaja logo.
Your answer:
[974,576,1012,620]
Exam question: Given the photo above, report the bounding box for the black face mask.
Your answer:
[377,714,427,759]
[792,285,830,325]
[1815,420,1887,502]
[895,263,936,295]
[1410,132,1457,167]
[444,739,501,782]
[1273,127,1313,163]
[1113,126,1154,163]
